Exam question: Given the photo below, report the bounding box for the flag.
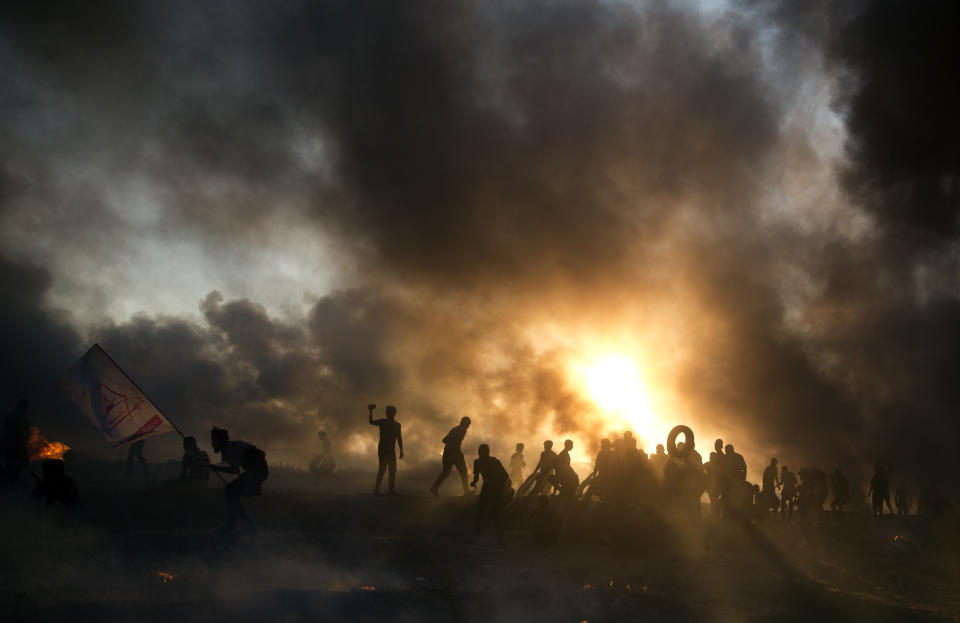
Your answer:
[60,344,175,448]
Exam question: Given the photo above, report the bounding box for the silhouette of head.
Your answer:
[623,431,634,441]
[656,443,665,454]
[564,439,573,451]
[544,440,553,450]
[17,398,29,411]
[42,459,65,479]
[601,439,611,450]
[478,443,490,458]
[770,457,778,466]
[715,438,723,452]
[781,465,788,473]
[516,442,524,452]
[318,431,327,440]
[677,441,685,451]
[725,444,734,454]
[183,436,198,451]
[385,405,397,419]
[460,416,471,428]
[211,427,229,452]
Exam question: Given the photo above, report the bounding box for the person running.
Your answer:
[368,404,403,495]
[470,444,509,546]
[209,427,269,532]
[780,465,797,522]
[430,416,471,497]
[509,442,526,486]
[529,440,557,496]
[179,436,211,486]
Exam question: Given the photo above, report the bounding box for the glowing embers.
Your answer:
[27,427,71,461]
[358,585,377,591]
[156,571,177,584]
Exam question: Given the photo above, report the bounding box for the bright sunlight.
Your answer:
[577,354,657,437]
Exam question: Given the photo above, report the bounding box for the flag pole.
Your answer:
[92,343,228,485]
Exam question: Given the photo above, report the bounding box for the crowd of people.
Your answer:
[368,407,954,545]
[3,398,955,543]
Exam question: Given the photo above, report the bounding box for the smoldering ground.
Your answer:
[5,455,960,622]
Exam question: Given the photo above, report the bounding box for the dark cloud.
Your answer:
[831,0,960,241]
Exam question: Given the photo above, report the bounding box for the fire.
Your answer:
[358,585,376,591]
[156,571,177,584]
[28,427,71,461]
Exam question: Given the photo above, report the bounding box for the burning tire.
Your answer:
[667,425,694,458]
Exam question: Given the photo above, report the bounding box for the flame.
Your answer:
[28,427,71,461]
[358,585,376,591]
[582,583,593,590]
[156,571,177,584]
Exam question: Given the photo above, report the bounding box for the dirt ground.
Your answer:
[3,460,959,622]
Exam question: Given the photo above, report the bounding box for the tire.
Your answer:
[667,425,694,458]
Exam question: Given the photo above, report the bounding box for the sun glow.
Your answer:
[578,354,657,439]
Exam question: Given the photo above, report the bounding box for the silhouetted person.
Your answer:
[725,444,746,481]
[125,439,149,478]
[780,465,796,522]
[649,443,668,475]
[32,459,81,512]
[761,458,781,514]
[583,438,612,502]
[471,444,509,546]
[830,468,849,519]
[529,440,557,496]
[868,464,893,517]
[706,439,726,517]
[531,494,560,545]
[509,443,526,485]
[664,439,704,516]
[179,436,211,486]
[210,427,269,532]
[552,439,580,501]
[3,399,30,484]
[430,416,471,497]
[895,486,911,516]
[368,404,403,495]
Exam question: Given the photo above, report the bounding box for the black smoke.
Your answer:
[0,1,957,492]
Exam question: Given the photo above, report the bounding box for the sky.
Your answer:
[1,0,958,487]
